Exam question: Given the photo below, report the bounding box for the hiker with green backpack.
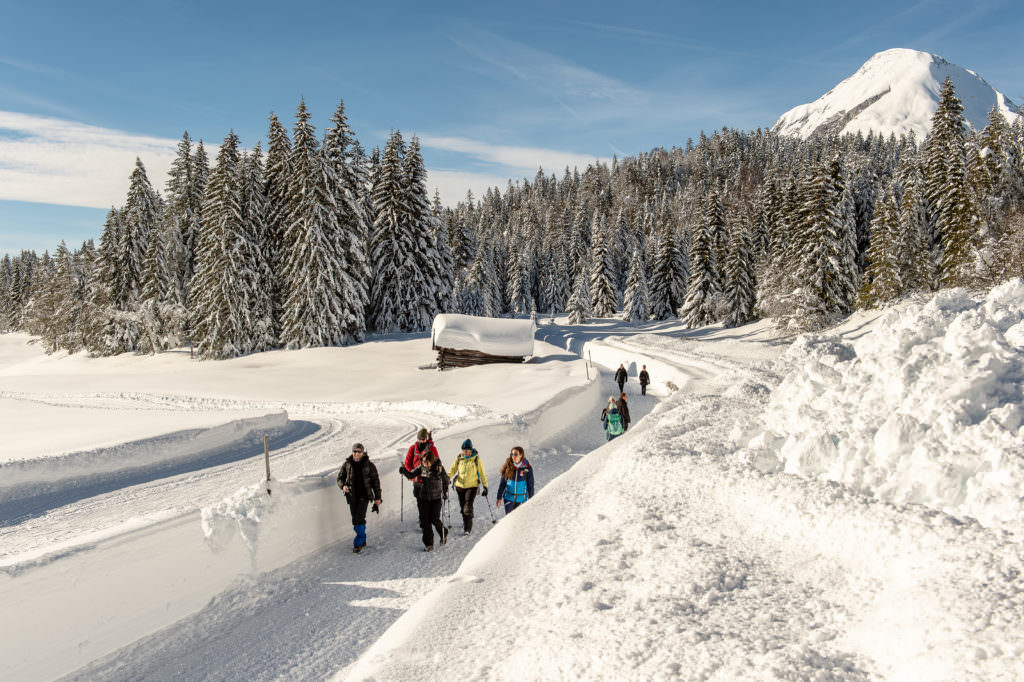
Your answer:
[601,396,626,441]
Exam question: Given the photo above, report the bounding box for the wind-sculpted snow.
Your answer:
[742,281,1024,535]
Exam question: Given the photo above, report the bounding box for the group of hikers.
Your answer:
[337,428,534,553]
[337,363,650,553]
[602,363,649,440]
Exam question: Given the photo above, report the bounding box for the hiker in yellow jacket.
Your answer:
[449,438,489,535]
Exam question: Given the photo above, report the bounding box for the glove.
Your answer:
[482,486,488,497]
[399,466,409,478]
[372,502,380,514]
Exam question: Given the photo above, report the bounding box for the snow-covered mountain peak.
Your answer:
[773,48,1021,140]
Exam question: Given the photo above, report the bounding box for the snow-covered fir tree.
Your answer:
[239,144,277,353]
[621,244,651,322]
[861,189,902,305]
[192,131,265,358]
[679,190,723,327]
[589,213,618,317]
[119,159,162,309]
[566,260,591,325]
[279,100,362,347]
[723,209,756,327]
[322,99,371,343]
[263,112,292,340]
[923,77,976,287]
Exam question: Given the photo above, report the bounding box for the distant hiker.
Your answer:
[337,443,382,554]
[601,397,625,441]
[615,363,628,394]
[496,446,534,514]
[617,392,631,431]
[639,365,650,396]
[403,428,439,500]
[400,447,449,551]
[449,438,488,535]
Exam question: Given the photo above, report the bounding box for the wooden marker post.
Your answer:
[264,434,271,495]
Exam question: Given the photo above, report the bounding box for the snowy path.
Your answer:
[63,446,587,681]
[344,327,1024,681]
[52,379,632,680]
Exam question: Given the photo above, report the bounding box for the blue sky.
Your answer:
[2,0,1022,256]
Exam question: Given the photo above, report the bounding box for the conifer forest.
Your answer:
[2,79,1023,359]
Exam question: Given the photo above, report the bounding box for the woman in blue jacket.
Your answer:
[495,446,534,514]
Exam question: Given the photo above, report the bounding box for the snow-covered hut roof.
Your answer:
[431,314,535,357]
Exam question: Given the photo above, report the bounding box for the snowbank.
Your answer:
[431,313,535,357]
[741,281,1024,535]
[0,412,291,523]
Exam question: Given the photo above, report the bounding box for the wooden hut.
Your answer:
[431,314,535,370]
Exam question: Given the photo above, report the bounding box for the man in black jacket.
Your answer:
[639,365,650,395]
[338,443,382,553]
[615,364,628,394]
[617,392,631,431]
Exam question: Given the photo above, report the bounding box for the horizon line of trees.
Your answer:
[1,78,1023,359]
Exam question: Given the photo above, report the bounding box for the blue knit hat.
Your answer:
[461,438,474,450]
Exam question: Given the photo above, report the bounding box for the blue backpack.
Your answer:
[606,409,624,436]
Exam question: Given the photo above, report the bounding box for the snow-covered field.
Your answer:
[2,285,1023,681]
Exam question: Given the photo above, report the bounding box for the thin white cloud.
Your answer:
[418,135,610,175]
[423,169,516,207]
[0,111,178,208]
[450,28,645,108]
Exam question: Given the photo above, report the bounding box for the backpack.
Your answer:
[606,410,624,436]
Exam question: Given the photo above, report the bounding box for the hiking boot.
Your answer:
[352,545,362,554]
[424,545,434,552]
[463,529,471,536]
[440,526,449,545]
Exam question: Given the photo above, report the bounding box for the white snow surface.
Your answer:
[773,48,1022,140]
[431,313,535,357]
[2,289,1023,681]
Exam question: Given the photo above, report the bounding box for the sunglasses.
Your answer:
[353,450,364,454]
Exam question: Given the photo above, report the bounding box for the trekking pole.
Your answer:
[400,470,404,523]
[484,492,498,524]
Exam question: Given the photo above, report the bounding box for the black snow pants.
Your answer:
[417,496,445,547]
[456,486,478,533]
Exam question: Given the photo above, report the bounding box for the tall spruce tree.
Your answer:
[121,159,161,308]
[679,190,722,327]
[723,211,756,327]
[280,100,355,347]
[861,189,902,305]
[923,77,976,286]
[621,244,651,322]
[322,99,370,342]
[566,260,591,325]
[589,213,618,317]
[192,131,257,358]
[264,112,292,340]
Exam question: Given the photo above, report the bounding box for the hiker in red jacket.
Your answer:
[403,428,439,500]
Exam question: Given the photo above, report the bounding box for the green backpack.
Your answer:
[606,410,624,436]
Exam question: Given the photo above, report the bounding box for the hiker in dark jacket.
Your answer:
[449,438,488,535]
[403,428,439,500]
[617,392,631,431]
[639,365,650,395]
[400,448,449,551]
[495,446,534,514]
[337,442,382,553]
[615,364,628,394]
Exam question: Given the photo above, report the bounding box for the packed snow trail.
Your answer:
[60,379,638,680]
[343,334,1024,681]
